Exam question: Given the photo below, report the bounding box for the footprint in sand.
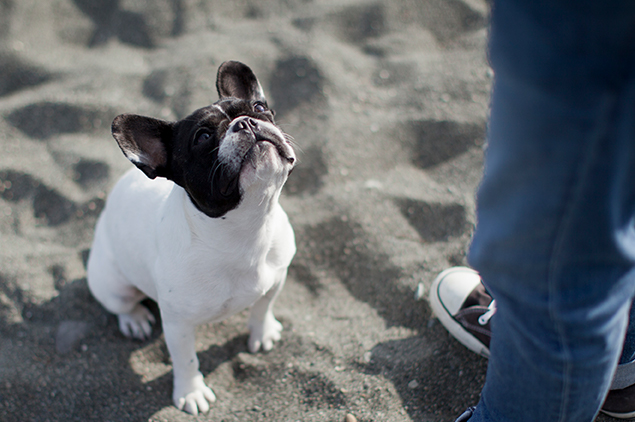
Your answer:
[6,101,113,141]
[396,198,468,243]
[0,170,104,227]
[72,159,109,189]
[335,3,387,45]
[0,52,55,97]
[407,119,486,169]
[269,55,327,119]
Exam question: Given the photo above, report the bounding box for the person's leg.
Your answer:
[465,1,635,420]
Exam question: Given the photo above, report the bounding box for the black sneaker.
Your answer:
[601,383,635,419]
[429,267,493,358]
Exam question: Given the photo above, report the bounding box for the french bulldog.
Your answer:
[87,61,296,415]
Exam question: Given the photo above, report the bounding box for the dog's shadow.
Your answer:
[0,273,249,421]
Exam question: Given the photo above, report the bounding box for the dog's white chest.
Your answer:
[93,170,295,326]
[160,254,278,324]
[149,187,294,325]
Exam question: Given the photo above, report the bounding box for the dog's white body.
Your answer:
[89,167,294,325]
[88,167,295,412]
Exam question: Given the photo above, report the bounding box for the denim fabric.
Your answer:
[621,302,635,365]
[612,304,635,389]
[466,0,635,421]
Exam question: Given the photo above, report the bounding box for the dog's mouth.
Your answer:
[234,122,295,175]
[214,117,295,197]
[216,173,238,197]
[247,136,296,167]
[217,140,290,197]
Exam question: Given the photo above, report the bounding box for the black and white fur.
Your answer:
[87,61,296,415]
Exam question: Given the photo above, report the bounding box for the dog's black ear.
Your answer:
[216,61,266,102]
[111,114,174,180]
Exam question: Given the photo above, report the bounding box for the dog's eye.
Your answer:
[254,102,266,113]
[194,131,211,146]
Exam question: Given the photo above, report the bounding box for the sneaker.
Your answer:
[431,267,635,419]
[429,267,493,358]
[601,383,635,419]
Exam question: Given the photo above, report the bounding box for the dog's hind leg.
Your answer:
[88,260,155,339]
[87,228,155,340]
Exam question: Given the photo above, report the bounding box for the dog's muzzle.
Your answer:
[227,116,295,166]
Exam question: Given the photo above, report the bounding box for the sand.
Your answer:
[0,0,617,421]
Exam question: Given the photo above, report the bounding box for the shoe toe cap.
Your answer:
[434,267,482,315]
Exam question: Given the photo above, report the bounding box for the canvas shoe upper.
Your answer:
[429,267,493,358]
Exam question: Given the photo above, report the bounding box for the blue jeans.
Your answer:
[466,1,635,420]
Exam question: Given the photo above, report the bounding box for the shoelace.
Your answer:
[478,300,496,325]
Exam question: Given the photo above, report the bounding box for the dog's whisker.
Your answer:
[209,162,224,191]
[208,145,220,158]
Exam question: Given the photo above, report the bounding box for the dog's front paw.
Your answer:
[248,314,282,353]
[174,373,216,416]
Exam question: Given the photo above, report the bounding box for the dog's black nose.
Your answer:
[233,119,249,132]
[232,118,259,133]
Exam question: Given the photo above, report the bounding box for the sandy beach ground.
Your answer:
[0,0,618,421]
